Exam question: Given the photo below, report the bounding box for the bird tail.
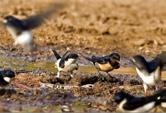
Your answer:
[23,1,67,30]
[80,54,95,63]
[61,50,70,59]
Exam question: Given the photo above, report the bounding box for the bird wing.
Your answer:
[81,54,109,64]
[123,97,155,110]
[81,54,95,63]
[6,17,26,31]
[22,2,66,30]
[147,61,159,73]
[52,49,61,60]
[59,50,70,68]
[95,56,109,64]
[65,53,78,61]
[108,53,120,61]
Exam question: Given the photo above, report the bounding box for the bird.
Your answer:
[2,2,65,51]
[113,89,166,112]
[131,52,166,95]
[0,68,15,86]
[52,49,79,78]
[81,53,120,77]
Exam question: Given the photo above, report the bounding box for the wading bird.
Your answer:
[52,49,79,78]
[81,53,120,78]
[2,2,65,51]
[131,52,166,95]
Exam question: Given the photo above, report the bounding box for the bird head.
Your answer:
[0,68,15,83]
[109,53,120,69]
[109,53,120,61]
[67,53,79,60]
[3,16,17,25]
[3,15,23,31]
[114,91,131,104]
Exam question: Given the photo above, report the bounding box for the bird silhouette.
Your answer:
[2,2,66,51]
[131,52,166,95]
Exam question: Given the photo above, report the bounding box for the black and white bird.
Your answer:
[0,68,15,86]
[114,90,166,112]
[2,3,65,51]
[81,53,120,76]
[52,49,79,78]
[131,52,166,95]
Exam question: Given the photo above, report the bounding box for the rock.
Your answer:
[61,105,72,112]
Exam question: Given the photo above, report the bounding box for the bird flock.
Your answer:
[0,1,166,112]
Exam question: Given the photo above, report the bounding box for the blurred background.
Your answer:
[0,0,166,57]
[0,0,165,112]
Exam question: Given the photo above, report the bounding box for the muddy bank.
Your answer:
[0,0,166,112]
[0,72,143,112]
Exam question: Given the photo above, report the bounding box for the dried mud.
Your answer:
[0,0,166,112]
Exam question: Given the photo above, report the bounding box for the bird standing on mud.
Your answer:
[52,49,79,78]
[114,90,166,112]
[81,53,120,77]
[131,52,166,95]
[2,3,65,51]
[0,68,15,86]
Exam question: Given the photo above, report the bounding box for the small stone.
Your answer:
[61,105,72,112]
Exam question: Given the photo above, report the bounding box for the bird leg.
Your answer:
[70,74,73,78]
[94,66,102,76]
[69,71,74,78]
[14,41,18,46]
[56,71,60,78]
[94,67,106,81]
[155,86,158,91]
[143,83,148,96]
[106,72,118,81]
[106,72,113,78]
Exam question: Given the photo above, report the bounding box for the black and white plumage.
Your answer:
[2,3,65,51]
[131,52,166,95]
[0,68,15,86]
[52,49,79,78]
[81,53,120,76]
[114,90,166,112]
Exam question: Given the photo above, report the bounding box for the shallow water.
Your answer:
[1,56,166,80]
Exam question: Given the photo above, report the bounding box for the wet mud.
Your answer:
[0,0,166,112]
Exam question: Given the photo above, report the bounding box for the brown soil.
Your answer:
[0,0,166,57]
[0,0,166,112]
